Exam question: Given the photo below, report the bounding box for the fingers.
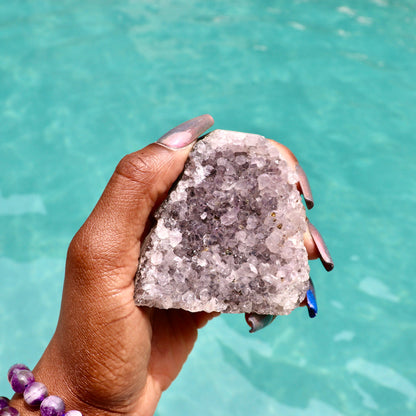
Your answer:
[307,220,334,271]
[267,139,332,265]
[268,141,314,210]
[67,114,214,290]
[246,139,332,332]
[269,140,334,268]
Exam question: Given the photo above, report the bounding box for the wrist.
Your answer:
[6,347,116,416]
[7,344,162,416]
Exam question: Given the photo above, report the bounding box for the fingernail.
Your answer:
[306,278,318,318]
[157,114,214,150]
[245,313,276,333]
[296,164,314,209]
[308,220,334,271]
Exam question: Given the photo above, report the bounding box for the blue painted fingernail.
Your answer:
[157,114,214,149]
[306,279,318,318]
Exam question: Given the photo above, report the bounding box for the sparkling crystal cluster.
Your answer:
[134,130,309,315]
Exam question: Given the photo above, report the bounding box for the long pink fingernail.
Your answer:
[296,164,314,209]
[308,220,334,271]
[157,114,214,149]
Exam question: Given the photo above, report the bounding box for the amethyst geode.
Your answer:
[134,130,309,315]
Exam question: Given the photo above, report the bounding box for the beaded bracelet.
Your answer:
[0,365,82,416]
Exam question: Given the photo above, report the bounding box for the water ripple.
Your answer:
[347,358,416,403]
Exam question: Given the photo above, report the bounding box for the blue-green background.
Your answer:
[1,1,415,415]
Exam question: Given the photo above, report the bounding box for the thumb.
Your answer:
[67,114,214,290]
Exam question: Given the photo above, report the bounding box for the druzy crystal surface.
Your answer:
[134,130,309,315]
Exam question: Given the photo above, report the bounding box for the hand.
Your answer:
[10,114,332,416]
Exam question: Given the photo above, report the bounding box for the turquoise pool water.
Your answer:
[1,1,415,415]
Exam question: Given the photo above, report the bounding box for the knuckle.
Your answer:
[67,226,106,274]
[115,151,160,186]
[67,229,93,270]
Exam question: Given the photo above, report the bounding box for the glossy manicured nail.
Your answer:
[245,313,276,333]
[157,114,214,150]
[296,164,314,209]
[306,278,318,318]
[308,220,334,271]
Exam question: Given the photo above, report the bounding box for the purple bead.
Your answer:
[10,370,35,394]
[64,411,82,416]
[23,382,48,406]
[0,406,20,416]
[7,365,30,383]
[0,397,10,411]
[40,396,65,416]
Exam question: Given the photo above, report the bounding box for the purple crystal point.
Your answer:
[7,365,29,383]
[64,411,83,416]
[23,382,48,406]
[40,396,65,416]
[10,370,34,394]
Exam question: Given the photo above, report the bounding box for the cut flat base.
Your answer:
[134,130,309,315]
